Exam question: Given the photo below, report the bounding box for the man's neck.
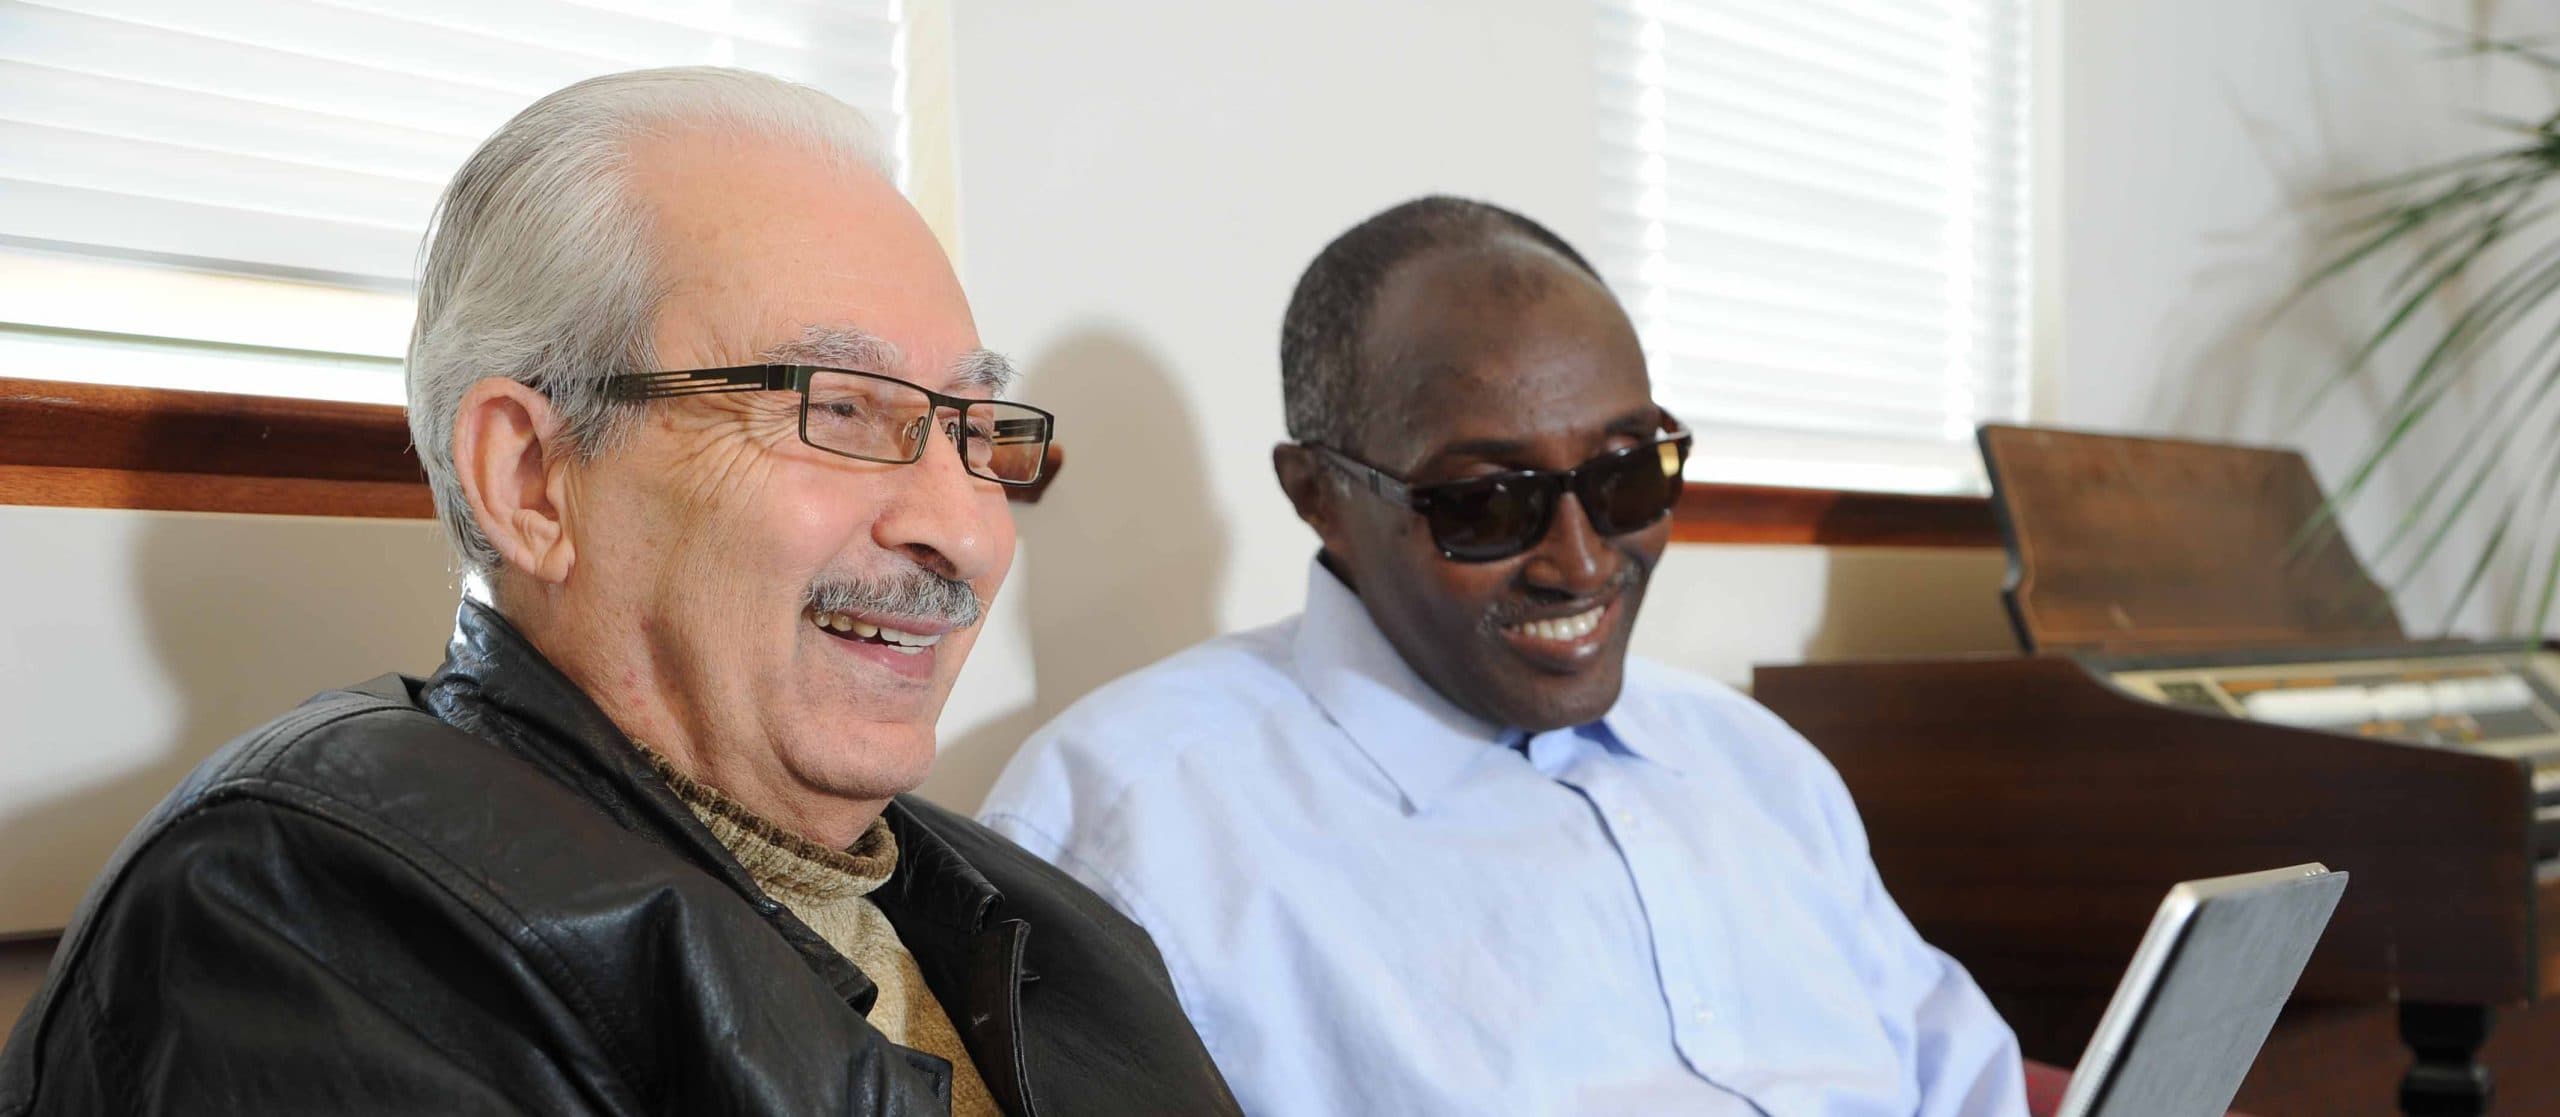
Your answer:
[648,734,890,849]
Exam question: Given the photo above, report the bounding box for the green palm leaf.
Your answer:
[2282,24,2560,634]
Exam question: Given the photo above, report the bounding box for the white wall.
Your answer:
[922,0,2560,811]
[915,0,2018,809]
[0,507,457,934]
[2053,0,2560,637]
[43,0,2504,925]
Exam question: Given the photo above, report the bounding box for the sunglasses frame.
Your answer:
[600,363,1055,487]
[1309,412,1694,562]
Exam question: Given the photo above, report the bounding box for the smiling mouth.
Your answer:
[808,609,945,655]
[1498,599,1618,666]
[1505,604,1606,643]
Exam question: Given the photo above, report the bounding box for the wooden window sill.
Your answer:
[0,377,1059,517]
[0,378,1970,542]
[1672,481,1999,548]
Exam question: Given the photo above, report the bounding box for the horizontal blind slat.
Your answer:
[0,60,473,180]
[1595,0,2027,490]
[0,121,442,228]
[3,0,904,289]
[0,180,423,282]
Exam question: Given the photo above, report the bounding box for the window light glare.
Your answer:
[1594,0,2028,495]
[4,2,912,401]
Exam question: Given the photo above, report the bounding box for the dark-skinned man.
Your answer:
[980,196,2025,1116]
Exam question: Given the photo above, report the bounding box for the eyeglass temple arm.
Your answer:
[1305,443,1419,505]
[603,365,795,401]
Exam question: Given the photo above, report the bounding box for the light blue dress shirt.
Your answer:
[981,560,2027,1116]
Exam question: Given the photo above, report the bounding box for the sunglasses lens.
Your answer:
[1580,441,1687,534]
[1426,475,1554,561]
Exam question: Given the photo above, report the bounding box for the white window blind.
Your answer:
[1594,0,2029,494]
[2,0,905,287]
[0,0,906,402]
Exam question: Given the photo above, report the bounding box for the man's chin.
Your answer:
[1483,666,1626,734]
[788,726,938,804]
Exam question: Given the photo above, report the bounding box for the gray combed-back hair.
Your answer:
[407,66,894,571]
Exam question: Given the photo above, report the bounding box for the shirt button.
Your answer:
[1693,1007,1714,1024]
[1614,809,1638,829]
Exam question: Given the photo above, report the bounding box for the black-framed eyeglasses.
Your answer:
[1310,412,1692,562]
[601,364,1055,487]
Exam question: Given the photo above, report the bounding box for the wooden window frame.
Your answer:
[1671,481,2000,548]
[0,376,1993,545]
[0,377,432,518]
[0,377,1063,519]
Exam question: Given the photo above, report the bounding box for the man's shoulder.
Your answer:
[141,675,480,832]
[1060,620,1305,727]
[1617,656,1847,779]
[1617,656,1773,730]
[987,620,1306,811]
[167,676,605,837]
[110,676,704,926]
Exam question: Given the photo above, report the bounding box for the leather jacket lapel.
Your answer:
[879,803,1039,1115]
[964,919,1037,1117]
[421,600,881,1012]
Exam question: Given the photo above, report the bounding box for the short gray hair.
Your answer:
[407,67,895,571]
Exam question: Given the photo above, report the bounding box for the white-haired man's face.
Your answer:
[457,124,1014,843]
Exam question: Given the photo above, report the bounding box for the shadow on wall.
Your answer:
[1801,546,2019,665]
[2140,20,2546,636]
[920,326,1233,810]
[0,512,456,935]
[2151,54,2415,449]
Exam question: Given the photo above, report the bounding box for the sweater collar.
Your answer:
[644,746,900,906]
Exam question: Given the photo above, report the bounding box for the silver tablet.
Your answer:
[2055,864,2348,1117]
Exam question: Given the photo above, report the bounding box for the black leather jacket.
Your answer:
[0,603,1238,1116]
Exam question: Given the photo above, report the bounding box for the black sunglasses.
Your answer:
[1311,413,1693,562]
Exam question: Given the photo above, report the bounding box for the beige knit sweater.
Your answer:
[654,760,999,1117]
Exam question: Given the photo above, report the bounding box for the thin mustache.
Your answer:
[806,566,983,629]
[1482,553,1649,629]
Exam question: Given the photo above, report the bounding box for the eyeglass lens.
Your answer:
[803,369,1051,484]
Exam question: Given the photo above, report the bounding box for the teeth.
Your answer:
[877,625,943,648]
[1508,605,1605,643]
[808,610,944,649]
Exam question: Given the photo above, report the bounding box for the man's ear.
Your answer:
[1273,442,1353,556]
[451,377,578,586]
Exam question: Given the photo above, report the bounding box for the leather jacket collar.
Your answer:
[418,600,1009,1023]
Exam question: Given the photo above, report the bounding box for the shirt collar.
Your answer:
[1289,558,1668,812]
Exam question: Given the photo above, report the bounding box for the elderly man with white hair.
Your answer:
[0,69,1236,1117]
